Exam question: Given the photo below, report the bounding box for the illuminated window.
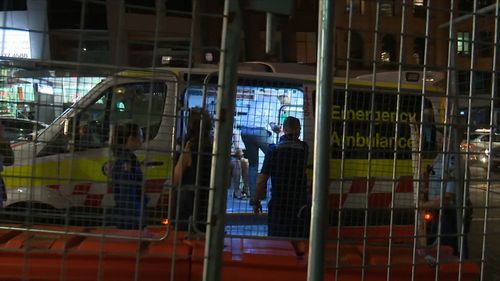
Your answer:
[380,52,390,62]
[413,0,426,17]
[380,0,394,16]
[380,34,396,62]
[457,31,471,55]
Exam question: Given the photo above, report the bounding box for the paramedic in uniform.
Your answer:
[110,123,147,230]
[251,116,310,256]
[422,130,470,258]
[240,89,289,200]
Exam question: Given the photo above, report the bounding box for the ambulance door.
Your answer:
[108,81,170,211]
[34,80,169,213]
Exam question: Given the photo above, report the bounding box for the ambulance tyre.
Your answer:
[3,202,63,225]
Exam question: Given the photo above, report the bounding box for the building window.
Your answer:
[478,31,493,57]
[348,32,364,68]
[459,0,493,15]
[381,34,396,62]
[296,32,317,63]
[380,0,394,16]
[47,0,107,30]
[478,0,494,8]
[457,31,471,55]
[345,0,365,15]
[166,1,192,17]
[457,71,492,96]
[458,0,473,15]
[0,0,27,11]
[125,0,155,14]
[413,37,425,64]
[413,0,426,18]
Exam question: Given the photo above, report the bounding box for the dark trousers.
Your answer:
[427,208,470,259]
[240,127,274,196]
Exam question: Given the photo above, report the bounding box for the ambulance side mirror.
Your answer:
[63,118,72,136]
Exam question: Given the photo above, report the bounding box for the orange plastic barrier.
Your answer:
[0,225,480,281]
[0,226,190,281]
[328,225,416,244]
[189,237,479,281]
[189,238,308,281]
[350,245,480,281]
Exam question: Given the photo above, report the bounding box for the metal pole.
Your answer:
[446,1,465,261]
[307,0,333,280]
[266,12,275,55]
[202,0,241,281]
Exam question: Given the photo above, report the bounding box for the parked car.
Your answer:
[0,117,48,143]
[460,129,500,168]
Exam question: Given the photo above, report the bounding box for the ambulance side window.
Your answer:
[73,93,111,151]
[110,82,167,141]
[38,91,112,156]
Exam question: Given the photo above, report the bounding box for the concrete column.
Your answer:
[106,0,128,66]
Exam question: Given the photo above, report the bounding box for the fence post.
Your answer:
[308,0,334,280]
[202,0,242,281]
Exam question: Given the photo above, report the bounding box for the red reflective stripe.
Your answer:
[349,178,375,193]
[47,185,60,190]
[368,193,392,208]
[395,176,413,193]
[73,183,91,195]
[329,194,346,209]
[84,194,104,207]
[160,193,170,207]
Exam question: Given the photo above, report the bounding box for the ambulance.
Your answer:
[1,63,445,226]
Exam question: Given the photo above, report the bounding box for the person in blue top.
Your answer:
[251,116,310,256]
[422,130,471,258]
[110,122,146,230]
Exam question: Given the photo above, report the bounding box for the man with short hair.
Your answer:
[251,116,310,256]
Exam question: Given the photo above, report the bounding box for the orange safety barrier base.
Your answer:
[0,226,190,281]
[327,225,416,244]
[0,225,480,281]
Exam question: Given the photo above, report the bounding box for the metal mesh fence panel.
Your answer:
[0,1,496,281]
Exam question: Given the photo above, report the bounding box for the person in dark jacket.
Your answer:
[0,122,14,208]
[110,123,146,229]
[173,108,212,232]
[252,116,310,256]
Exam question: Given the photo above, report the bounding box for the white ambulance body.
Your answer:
[4,69,179,211]
[2,64,444,224]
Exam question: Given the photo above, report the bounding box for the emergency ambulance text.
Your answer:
[331,105,415,150]
[330,131,413,150]
[331,105,416,122]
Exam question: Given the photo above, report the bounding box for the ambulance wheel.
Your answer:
[3,202,62,225]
